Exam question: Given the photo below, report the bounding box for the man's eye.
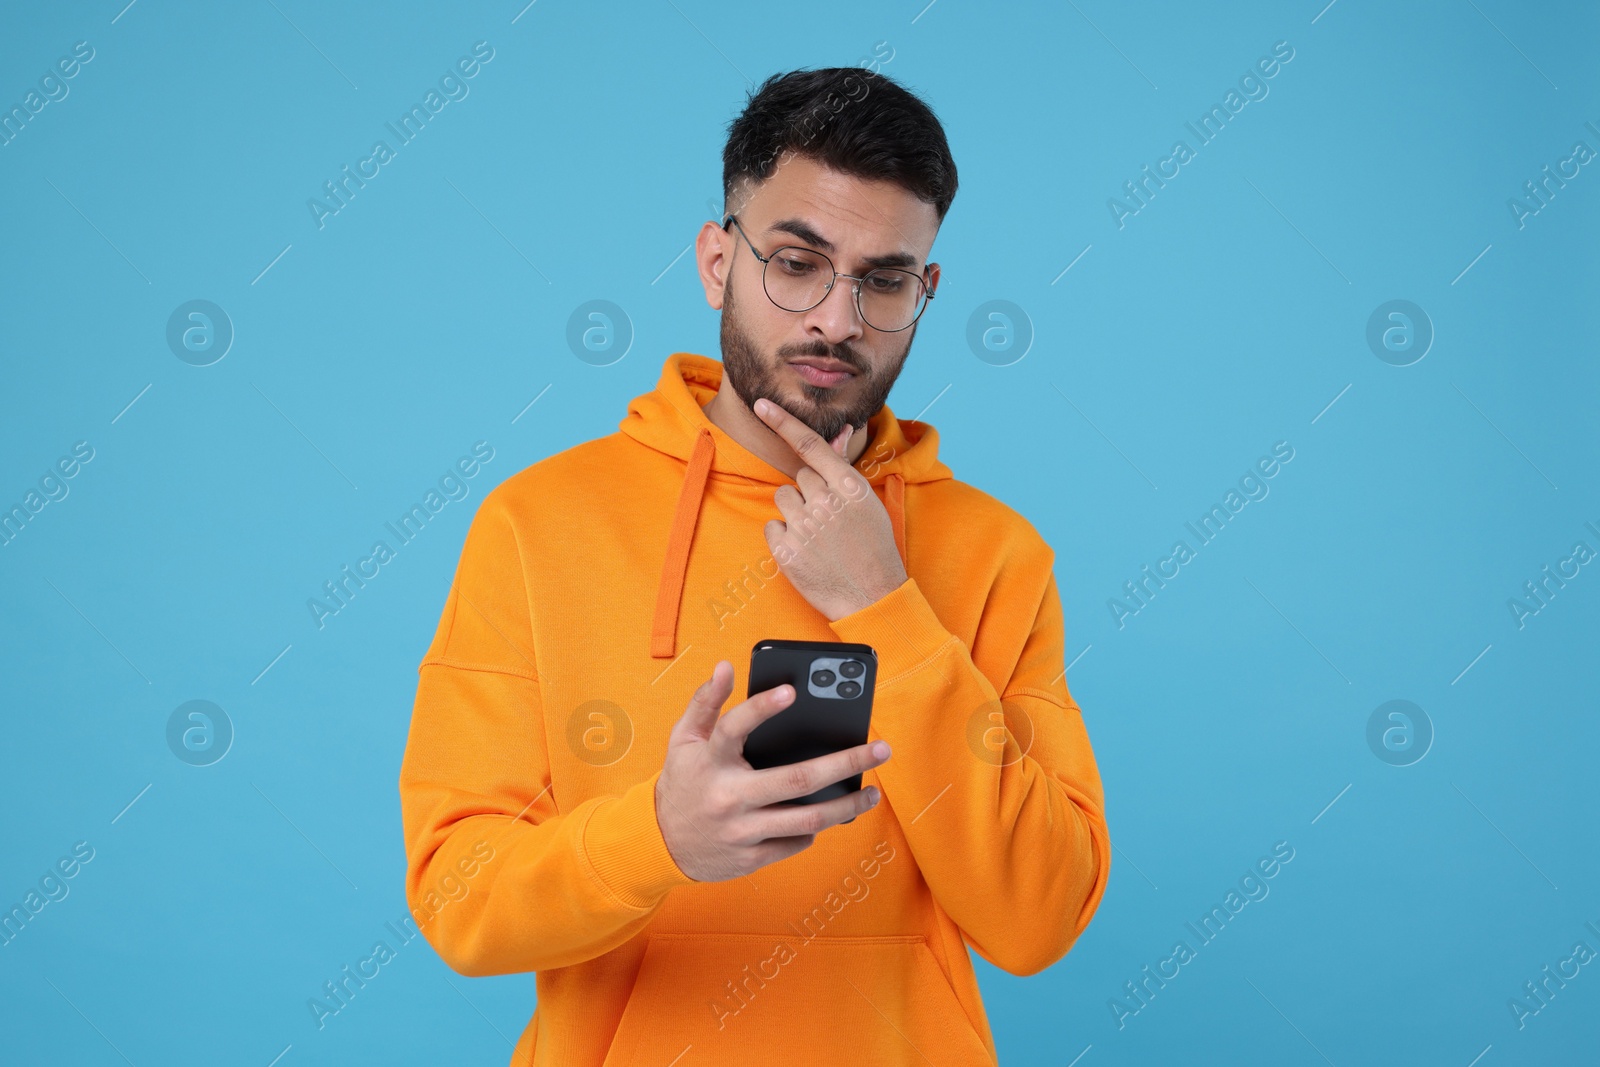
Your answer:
[776,256,817,275]
[866,274,905,293]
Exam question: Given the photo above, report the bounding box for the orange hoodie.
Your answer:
[399,352,1111,1066]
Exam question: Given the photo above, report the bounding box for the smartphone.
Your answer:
[742,639,878,814]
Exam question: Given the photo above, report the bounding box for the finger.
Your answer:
[709,681,796,762]
[771,485,811,536]
[748,785,881,840]
[762,518,789,559]
[773,483,805,517]
[772,481,840,533]
[794,466,828,502]
[754,397,852,485]
[749,833,816,869]
[748,738,891,806]
[672,660,734,745]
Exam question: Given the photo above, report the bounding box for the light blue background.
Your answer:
[2,1,1597,1064]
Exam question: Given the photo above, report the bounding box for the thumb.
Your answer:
[673,660,733,744]
[762,519,787,557]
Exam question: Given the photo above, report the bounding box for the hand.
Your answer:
[655,660,891,882]
[753,397,910,621]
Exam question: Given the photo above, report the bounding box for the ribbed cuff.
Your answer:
[581,770,697,909]
[828,577,955,686]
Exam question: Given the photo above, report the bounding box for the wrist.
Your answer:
[840,573,908,619]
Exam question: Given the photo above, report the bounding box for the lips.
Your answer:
[786,357,856,388]
[787,364,851,388]
[787,356,856,374]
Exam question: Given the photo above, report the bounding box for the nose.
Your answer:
[801,274,866,347]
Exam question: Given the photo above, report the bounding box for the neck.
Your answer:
[701,374,870,479]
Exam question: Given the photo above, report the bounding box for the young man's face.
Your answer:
[697,154,942,444]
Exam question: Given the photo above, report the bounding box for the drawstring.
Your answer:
[649,436,909,659]
[651,429,715,659]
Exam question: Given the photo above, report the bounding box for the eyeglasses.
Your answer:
[722,214,934,333]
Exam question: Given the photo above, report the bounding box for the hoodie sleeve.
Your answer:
[399,487,697,977]
[827,551,1111,977]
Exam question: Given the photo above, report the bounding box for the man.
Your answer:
[399,66,1110,1066]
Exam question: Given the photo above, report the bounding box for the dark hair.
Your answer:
[721,66,958,224]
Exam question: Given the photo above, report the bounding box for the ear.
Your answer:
[925,261,942,296]
[695,220,734,311]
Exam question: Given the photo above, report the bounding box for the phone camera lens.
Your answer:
[811,669,836,687]
[837,680,861,699]
[839,660,864,679]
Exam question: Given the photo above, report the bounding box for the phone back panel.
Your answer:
[743,639,877,806]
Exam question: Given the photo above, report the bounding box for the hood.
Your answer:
[619,352,953,658]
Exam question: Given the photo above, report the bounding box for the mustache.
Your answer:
[777,342,864,373]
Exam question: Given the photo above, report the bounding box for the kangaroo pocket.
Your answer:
[598,932,992,1066]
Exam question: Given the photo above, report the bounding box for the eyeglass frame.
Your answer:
[721,213,935,333]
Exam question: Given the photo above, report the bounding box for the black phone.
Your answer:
[742,639,878,814]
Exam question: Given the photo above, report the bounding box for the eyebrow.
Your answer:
[765,217,921,271]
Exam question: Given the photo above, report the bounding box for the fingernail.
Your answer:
[871,740,890,760]
[867,787,880,804]
[755,398,769,415]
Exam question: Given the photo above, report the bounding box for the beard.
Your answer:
[718,265,914,444]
